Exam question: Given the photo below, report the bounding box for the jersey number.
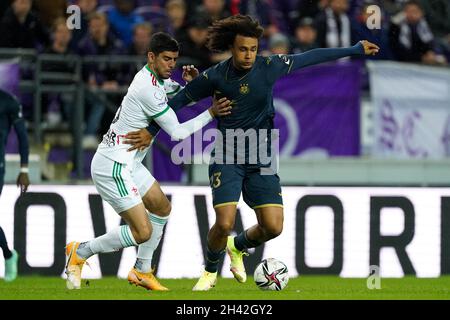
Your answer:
[210,172,221,188]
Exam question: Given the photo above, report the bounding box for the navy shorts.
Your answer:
[208,163,283,209]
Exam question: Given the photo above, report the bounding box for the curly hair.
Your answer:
[206,15,264,52]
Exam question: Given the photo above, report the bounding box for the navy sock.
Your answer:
[204,246,225,273]
[0,226,12,259]
[234,230,262,251]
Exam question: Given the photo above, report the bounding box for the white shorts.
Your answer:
[91,152,156,213]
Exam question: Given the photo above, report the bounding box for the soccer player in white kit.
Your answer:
[64,33,231,291]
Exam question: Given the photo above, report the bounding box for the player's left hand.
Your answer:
[124,129,153,152]
[182,65,199,83]
[209,97,232,117]
[16,172,29,193]
[360,40,380,56]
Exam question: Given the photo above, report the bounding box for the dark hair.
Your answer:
[149,32,179,55]
[206,14,264,52]
[404,0,422,10]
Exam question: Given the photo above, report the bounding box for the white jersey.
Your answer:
[97,65,181,165]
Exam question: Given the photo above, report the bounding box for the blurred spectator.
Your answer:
[228,0,280,38]
[70,0,98,50]
[292,17,319,53]
[33,0,68,31]
[77,12,127,147]
[165,0,187,37]
[41,18,76,129]
[77,12,126,64]
[128,22,152,55]
[107,0,144,47]
[267,32,291,55]
[123,22,152,84]
[270,0,298,34]
[419,0,450,38]
[389,0,447,65]
[0,0,49,50]
[176,14,213,70]
[296,0,329,21]
[0,0,12,20]
[382,0,410,16]
[351,2,393,60]
[195,0,231,22]
[184,0,203,15]
[315,0,352,48]
[43,18,74,69]
[419,0,450,61]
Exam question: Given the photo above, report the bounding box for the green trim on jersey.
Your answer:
[145,65,164,85]
[151,105,170,119]
[166,85,181,95]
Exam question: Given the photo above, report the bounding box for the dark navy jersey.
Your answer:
[0,89,29,169]
[172,54,298,164]
[147,43,365,164]
[177,54,295,132]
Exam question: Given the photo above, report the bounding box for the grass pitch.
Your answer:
[1,276,450,300]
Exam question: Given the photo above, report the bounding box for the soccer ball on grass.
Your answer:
[253,258,289,291]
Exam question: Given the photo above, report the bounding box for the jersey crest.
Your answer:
[239,83,250,95]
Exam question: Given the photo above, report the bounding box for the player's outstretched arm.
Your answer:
[290,40,380,70]
[155,97,231,141]
[125,97,232,149]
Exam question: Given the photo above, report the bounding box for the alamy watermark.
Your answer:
[66,5,81,30]
[366,265,381,289]
[169,127,280,176]
[366,5,382,30]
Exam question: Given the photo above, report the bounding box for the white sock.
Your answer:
[135,213,169,273]
[77,225,138,259]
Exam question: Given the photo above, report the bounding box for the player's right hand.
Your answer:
[124,129,153,152]
[210,97,232,117]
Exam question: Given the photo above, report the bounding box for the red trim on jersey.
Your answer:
[150,74,157,86]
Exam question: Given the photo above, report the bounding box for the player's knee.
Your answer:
[214,221,234,236]
[160,201,171,216]
[263,224,283,240]
[133,226,152,244]
[144,198,171,217]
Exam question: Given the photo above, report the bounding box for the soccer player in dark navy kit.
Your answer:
[127,15,379,290]
[0,89,30,282]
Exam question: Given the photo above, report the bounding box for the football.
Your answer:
[253,258,289,291]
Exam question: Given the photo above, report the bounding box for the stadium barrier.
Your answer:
[0,50,148,179]
[1,184,449,279]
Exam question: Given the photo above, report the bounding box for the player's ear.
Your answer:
[147,51,156,62]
